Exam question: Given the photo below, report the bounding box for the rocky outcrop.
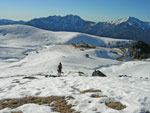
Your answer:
[92,70,107,77]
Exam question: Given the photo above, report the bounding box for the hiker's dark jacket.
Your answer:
[58,63,62,73]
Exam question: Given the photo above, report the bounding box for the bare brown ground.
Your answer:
[106,101,126,110]
[81,89,102,94]
[0,96,80,113]
[11,111,23,113]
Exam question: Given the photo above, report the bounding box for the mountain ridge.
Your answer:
[0,19,25,25]
[0,15,150,43]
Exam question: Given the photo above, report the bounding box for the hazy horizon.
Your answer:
[0,0,150,22]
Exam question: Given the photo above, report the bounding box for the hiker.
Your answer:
[57,62,62,77]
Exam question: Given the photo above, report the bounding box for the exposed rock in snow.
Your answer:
[92,70,107,77]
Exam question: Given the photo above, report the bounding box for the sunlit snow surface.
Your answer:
[0,25,150,113]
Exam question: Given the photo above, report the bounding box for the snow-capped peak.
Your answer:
[117,16,131,24]
[109,16,150,30]
[109,16,141,25]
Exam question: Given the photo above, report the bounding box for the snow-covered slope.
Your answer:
[0,24,129,47]
[0,25,150,113]
[0,24,130,76]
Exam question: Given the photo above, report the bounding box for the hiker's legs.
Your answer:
[58,72,61,77]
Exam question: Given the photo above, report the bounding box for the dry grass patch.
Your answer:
[66,96,75,100]
[72,43,96,49]
[11,111,23,113]
[0,96,79,113]
[81,89,102,94]
[106,101,126,110]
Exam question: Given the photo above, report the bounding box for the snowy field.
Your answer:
[0,25,150,113]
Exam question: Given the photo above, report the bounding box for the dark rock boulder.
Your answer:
[92,70,107,77]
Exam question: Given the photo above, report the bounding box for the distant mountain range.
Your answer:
[0,15,150,43]
[0,19,25,25]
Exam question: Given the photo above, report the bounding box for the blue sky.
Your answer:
[0,0,149,22]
